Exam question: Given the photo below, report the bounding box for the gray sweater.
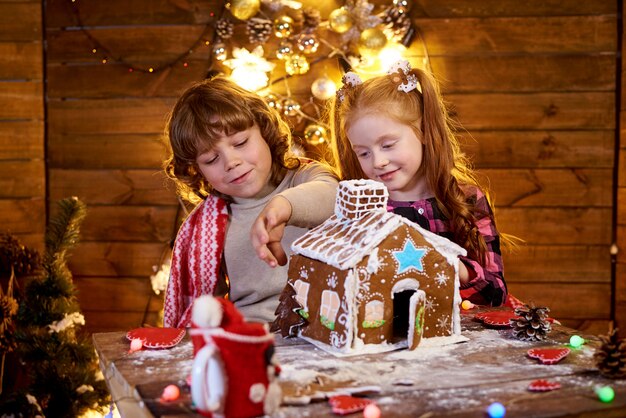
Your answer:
[225,162,338,322]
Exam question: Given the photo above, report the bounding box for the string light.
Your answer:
[595,385,615,403]
[569,335,585,348]
[67,0,217,73]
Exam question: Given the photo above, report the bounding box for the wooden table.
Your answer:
[93,310,626,417]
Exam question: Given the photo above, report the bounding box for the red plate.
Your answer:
[126,327,186,349]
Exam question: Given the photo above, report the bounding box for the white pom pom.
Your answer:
[192,295,223,328]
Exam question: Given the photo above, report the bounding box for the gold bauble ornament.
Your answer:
[393,0,412,12]
[296,33,319,55]
[229,0,261,20]
[274,15,294,38]
[304,124,327,145]
[264,93,281,111]
[276,41,293,60]
[212,42,227,61]
[285,54,309,76]
[328,8,353,34]
[358,27,388,56]
[281,98,300,117]
[311,77,336,101]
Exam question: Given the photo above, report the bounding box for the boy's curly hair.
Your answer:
[164,76,300,202]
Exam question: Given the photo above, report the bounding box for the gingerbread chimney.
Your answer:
[334,180,388,220]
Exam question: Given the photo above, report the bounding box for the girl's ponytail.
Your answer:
[412,68,490,265]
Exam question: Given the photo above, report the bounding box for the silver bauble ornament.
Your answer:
[311,77,336,100]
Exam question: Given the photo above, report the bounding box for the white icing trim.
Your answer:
[189,328,275,344]
[407,290,425,349]
[391,278,420,294]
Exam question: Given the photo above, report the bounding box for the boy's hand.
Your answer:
[251,196,293,267]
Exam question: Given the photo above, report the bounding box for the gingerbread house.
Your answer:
[273,180,466,355]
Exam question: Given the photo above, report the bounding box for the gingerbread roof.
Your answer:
[291,180,466,270]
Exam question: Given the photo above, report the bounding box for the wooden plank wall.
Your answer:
[0,0,45,250]
[408,1,618,336]
[40,0,619,333]
[617,3,626,337]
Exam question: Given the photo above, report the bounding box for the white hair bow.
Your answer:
[337,71,363,102]
[387,60,420,93]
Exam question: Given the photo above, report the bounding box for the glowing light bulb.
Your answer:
[569,335,584,348]
[595,386,614,403]
[379,43,407,70]
[363,403,381,418]
[161,384,180,401]
[486,402,506,418]
[129,338,143,352]
[461,300,474,310]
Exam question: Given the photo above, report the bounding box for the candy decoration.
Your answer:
[527,379,561,392]
[126,327,186,349]
[363,403,381,418]
[161,384,180,401]
[329,395,372,415]
[486,402,506,418]
[527,347,571,365]
[569,335,585,348]
[595,385,615,403]
[474,310,519,327]
[129,338,143,352]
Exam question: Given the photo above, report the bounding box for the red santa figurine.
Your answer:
[190,295,281,418]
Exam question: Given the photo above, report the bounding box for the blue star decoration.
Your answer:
[392,239,427,274]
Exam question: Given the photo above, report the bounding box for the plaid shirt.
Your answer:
[387,185,507,306]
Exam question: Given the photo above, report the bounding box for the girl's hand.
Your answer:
[251,196,293,267]
[458,260,470,285]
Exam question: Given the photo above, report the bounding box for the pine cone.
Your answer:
[510,304,551,341]
[247,17,273,43]
[382,6,411,42]
[215,18,234,40]
[302,8,321,33]
[0,233,41,278]
[595,328,626,378]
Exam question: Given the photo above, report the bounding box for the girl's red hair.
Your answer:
[330,68,492,264]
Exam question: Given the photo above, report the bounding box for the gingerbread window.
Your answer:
[293,279,310,309]
[363,300,385,328]
[320,290,340,330]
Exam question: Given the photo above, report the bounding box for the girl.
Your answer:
[163,77,338,327]
[331,60,507,306]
